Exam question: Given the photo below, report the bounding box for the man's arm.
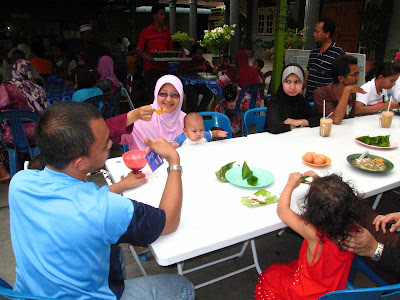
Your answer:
[144,137,182,235]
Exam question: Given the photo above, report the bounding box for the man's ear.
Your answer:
[71,156,86,171]
[338,75,345,83]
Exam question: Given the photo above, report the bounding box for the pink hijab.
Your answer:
[97,55,121,87]
[127,74,186,150]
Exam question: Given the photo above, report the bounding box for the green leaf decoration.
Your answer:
[247,174,258,186]
[356,135,390,147]
[242,161,253,180]
[215,161,236,182]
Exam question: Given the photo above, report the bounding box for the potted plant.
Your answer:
[200,24,236,60]
[241,34,262,58]
[171,31,192,50]
[284,28,306,50]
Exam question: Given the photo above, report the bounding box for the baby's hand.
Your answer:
[286,172,302,189]
[170,142,180,148]
[303,170,318,178]
[216,130,228,138]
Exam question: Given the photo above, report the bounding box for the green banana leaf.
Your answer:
[215,161,236,182]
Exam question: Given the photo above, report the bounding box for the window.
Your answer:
[257,7,275,36]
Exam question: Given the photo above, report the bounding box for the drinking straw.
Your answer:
[323,100,326,118]
[387,95,392,112]
[327,112,333,118]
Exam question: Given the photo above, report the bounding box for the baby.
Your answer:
[171,112,228,147]
[252,58,265,81]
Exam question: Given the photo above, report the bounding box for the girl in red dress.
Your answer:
[255,171,362,300]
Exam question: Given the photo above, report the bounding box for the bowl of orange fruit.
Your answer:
[302,152,331,167]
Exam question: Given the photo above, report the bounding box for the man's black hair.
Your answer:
[35,101,102,170]
[331,55,358,83]
[151,4,166,15]
[319,18,336,38]
[189,43,204,57]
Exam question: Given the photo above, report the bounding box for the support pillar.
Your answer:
[189,0,197,42]
[230,0,240,60]
[303,0,320,50]
[168,0,177,35]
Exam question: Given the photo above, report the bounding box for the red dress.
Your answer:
[254,232,354,300]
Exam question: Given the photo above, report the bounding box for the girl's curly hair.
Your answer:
[300,174,363,250]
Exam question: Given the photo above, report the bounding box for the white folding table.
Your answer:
[105,113,400,288]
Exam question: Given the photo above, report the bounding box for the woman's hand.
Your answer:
[373,212,400,233]
[126,105,155,126]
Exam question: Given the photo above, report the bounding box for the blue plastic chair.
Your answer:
[319,255,395,299]
[83,94,106,112]
[104,86,122,120]
[0,111,40,177]
[225,82,265,134]
[243,107,267,137]
[263,71,273,103]
[198,111,232,139]
[0,277,53,299]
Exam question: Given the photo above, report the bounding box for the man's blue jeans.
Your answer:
[120,274,195,300]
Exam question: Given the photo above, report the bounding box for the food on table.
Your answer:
[215,161,236,182]
[242,161,253,179]
[242,161,259,185]
[356,135,390,147]
[352,157,387,172]
[304,152,326,165]
[247,174,258,186]
[241,189,278,207]
[155,108,166,114]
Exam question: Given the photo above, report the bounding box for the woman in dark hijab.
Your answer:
[265,63,321,134]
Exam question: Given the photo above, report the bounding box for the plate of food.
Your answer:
[392,107,400,115]
[302,152,331,167]
[355,135,398,149]
[225,161,274,188]
[346,154,394,173]
[240,189,278,207]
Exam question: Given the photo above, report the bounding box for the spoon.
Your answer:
[357,150,369,162]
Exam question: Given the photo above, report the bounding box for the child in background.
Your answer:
[252,58,265,81]
[212,54,232,75]
[355,61,400,115]
[171,112,228,147]
[255,171,362,300]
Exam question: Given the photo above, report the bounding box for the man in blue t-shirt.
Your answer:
[9,101,194,299]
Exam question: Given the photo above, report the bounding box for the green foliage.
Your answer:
[200,24,236,55]
[171,31,191,49]
[358,0,390,58]
[284,28,306,50]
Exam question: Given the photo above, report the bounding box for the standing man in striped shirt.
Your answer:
[304,18,345,101]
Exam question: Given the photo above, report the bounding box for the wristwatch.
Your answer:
[167,165,183,174]
[371,242,384,261]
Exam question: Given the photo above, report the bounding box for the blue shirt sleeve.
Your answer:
[117,200,166,246]
[173,132,186,146]
[205,130,212,142]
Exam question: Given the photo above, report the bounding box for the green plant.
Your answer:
[241,34,262,50]
[358,0,389,60]
[171,31,192,49]
[200,24,236,55]
[284,28,306,50]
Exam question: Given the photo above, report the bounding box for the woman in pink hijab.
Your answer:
[96,55,121,99]
[106,74,186,150]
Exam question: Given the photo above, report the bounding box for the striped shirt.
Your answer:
[305,42,344,98]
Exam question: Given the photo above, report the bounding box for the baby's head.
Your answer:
[301,173,362,249]
[183,112,205,142]
[252,59,264,71]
